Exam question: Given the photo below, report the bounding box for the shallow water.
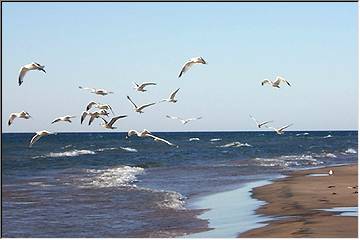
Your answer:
[2,131,357,237]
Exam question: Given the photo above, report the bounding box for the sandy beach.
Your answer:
[240,164,358,238]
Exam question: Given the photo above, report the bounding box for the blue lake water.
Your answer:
[2,131,357,237]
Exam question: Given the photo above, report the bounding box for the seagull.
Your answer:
[51,115,76,124]
[267,124,293,135]
[127,96,156,113]
[96,103,115,115]
[127,129,177,147]
[133,82,157,92]
[261,76,291,88]
[127,129,152,138]
[249,115,273,128]
[328,170,334,176]
[159,88,180,103]
[8,111,31,126]
[166,115,202,125]
[81,110,109,125]
[79,86,114,96]
[100,115,127,129]
[18,62,46,86]
[178,57,207,78]
[29,130,56,147]
[86,101,98,111]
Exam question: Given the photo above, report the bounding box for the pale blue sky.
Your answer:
[2,3,358,132]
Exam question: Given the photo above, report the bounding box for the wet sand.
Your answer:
[240,164,358,238]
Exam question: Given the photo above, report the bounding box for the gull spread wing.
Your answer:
[166,115,182,121]
[258,120,273,127]
[51,118,61,124]
[86,101,97,111]
[108,115,127,127]
[138,102,156,111]
[147,134,176,146]
[178,61,194,78]
[279,123,293,131]
[29,133,42,147]
[80,111,88,124]
[140,82,157,88]
[127,96,138,108]
[8,113,18,126]
[170,88,180,100]
[261,79,271,86]
[18,67,29,86]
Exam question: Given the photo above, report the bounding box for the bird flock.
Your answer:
[10,57,292,147]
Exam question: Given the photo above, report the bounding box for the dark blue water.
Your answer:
[2,131,357,237]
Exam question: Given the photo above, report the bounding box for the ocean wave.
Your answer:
[120,147,138,152]
[254,154,323,168]
[210,138,222,142]
[189,138,200,141]
[219,141,252,148]
[96,147,118,152]
[345,148,357,154]
[32,149,96,159]
[85,166,144,188]
[322,134,333,139]
[296,132,309,136]
[155,191,185,210]
[313,152,337,158]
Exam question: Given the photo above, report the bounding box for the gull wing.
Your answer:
[51,118,61,124]
[261,79,271,86]
[279,123,293,131]
[107,105,115,115]
[127,130,138,137]
[249,115,259,125]
[138,102,156,111]
[18,67,29,86]
[29,133,42,147]
[169,88,180,100]
[274,76,291,86]
[80,111,88,124]
[108,115,127,127]
[140,82,157,88]
[88,114,98,126]
[187,116,202,121]
[178,61,194,78]
[258,120,273,127]
[166,115,182,121]
[127,96,138,108]
[8,113,18,126]
[86,101,97,111]
[147,134,176,146]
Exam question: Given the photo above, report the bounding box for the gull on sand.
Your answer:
[18,62,46,86]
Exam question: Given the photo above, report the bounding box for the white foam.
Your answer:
[296,132,309,136]
[345,148,357,154]
[322,134,333,139]
[189,138,200,141]
[96,147,118,152]
[255,154,322,168]
[85,166,144,188]
[120,147,138,152]
[32,149,96,159]
[210,138,222,142]
[219,142,252,148]
[155,191,185,210]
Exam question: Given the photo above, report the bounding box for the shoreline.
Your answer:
[240,164,358,238]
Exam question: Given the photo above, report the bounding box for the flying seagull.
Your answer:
[261,76,291,88]
[8,111,31,126]
[51,115,76,124]
[127,129,152,138]
[249,115,273,128]
[79,86,114,96]
[133,82,157,92]
[166,115,202,125]
[127,96,156,113]
[178,57,207,78]
[267,124,293,135]
[100,115,127,129]
[146,134,177,147]
[29,130,56,147]
[159,88,180,103]
[81,110,109,125]
[18,62,46,86]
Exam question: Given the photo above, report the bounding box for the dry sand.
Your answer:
[240,164,358,238]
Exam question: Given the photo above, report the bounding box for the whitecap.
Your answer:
[84,166,144,188]
[210,138,222,142]
[96,147,118,152]
[345,148,357,154]
[120,147,138,152]
[219,141,252,148]
[296,132,309,136]
[322,134,333,139]
[189,138,200,141]
[32,149,96,159]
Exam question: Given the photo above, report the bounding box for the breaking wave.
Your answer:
[189,138,200,141]
[84,166,144,188]
[296,132,309,136]
[345,148,357,154]
[210,138,222,142]
[322,134,333,139]
[32,149,96,159]
[219,141,252,148]
[120,147,138,152]
[254,154,323,168]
